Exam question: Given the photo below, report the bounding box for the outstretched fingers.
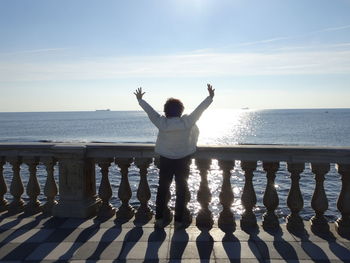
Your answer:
[134,87,145,99]
[207,83,215,98]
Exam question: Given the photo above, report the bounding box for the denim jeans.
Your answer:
[156,155,191,222]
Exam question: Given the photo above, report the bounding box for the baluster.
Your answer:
[241,161,258,230]
[8,157,24,214]
[262,162,280,229]
[154,158,172,220]
[0,157,9,212]
[97,158,115,218]
[218,160,235,230]
[310,163,329,232]
[196,158,213,229]
[24,158,41,214]
[134,158,153,221]
[336,164,350,236]
[42,158,58,214]
[286,162,305,231]
[115,158,134,220]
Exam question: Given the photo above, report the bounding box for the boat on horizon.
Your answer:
[95,109,111,112]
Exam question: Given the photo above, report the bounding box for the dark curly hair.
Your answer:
[164,98,184,118]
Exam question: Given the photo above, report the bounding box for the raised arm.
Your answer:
[134,87,162,128]
[186,84,214,126]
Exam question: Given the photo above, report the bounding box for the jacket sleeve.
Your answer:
[138,99,162,128]
[185,96,213,127]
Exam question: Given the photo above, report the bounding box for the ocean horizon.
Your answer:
[1,106,350,113]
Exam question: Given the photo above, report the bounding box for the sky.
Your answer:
[1,0,350,111]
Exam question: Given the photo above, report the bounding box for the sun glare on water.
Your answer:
[197,108,256,145]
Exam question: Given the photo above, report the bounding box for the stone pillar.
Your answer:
[134,158,153,221]
[336,164,350,236]
[0,157,8,212]
[196,158,213,229]
[42,157,58,214]
[53,145,101,218]
[24,157,41,215]
[310,163,329,232]
[218,160,235,230]
[115,158,134,220]
[286,162,305,231]
[241,161,258,230]
[97,158,115,219]
[262,162,280,229]
[8,157,24,214]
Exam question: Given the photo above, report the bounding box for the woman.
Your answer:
[134,84,214,229]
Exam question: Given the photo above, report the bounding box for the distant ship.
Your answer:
[95,109,111,112]
[241,107,249,110]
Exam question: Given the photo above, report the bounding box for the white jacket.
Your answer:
[138,96,213,159]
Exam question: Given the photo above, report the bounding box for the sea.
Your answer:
[1,108,350,222]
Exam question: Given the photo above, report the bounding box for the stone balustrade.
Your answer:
[0,143,350,235]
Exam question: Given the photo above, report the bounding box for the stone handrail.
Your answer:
[0,143,349,235]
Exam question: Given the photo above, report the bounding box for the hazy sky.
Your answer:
[1,0,350,111]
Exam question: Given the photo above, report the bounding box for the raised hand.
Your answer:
[134,87,145,100]
[207,84,215,98]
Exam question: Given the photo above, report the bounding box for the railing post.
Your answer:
[262,162,280,229]
[286,162,305,231]
[53,145,101,218]
[8,157,24,214]
[97,158,115,219]
[115,158,134,220]
[310,163,329,232]
[241,161,258,230]
[24,157,41,215]
[0,157,8,212]
[134,158,153,221]
[336,164,350,236]
[196,158,213,229]
[42,157,58,214]
[218,160,235,230]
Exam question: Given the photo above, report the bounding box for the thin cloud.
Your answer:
[221,24,350,50]
[315,24,350,33]
[0,48,69,56]
[1,48,350,82]
[234,37,291,47]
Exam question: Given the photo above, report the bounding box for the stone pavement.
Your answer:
[1,212,350,262]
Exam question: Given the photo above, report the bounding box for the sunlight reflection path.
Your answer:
[197,109,257,145]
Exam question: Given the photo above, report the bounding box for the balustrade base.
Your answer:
[24,203,42,215]
[335,217,350,236]
[0,200,9,212]
[97,204,116,220]
[42,201,58,215]
[218,211,236,231]
[135,206,153,222]
[53,198,101,218]
[196,209,214,229]
[116,204,135,221]
[7,199,25,215]
[286,214,305,233]
[262,212,280,230]
[310,216,330,233]
[241,212,258,231]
